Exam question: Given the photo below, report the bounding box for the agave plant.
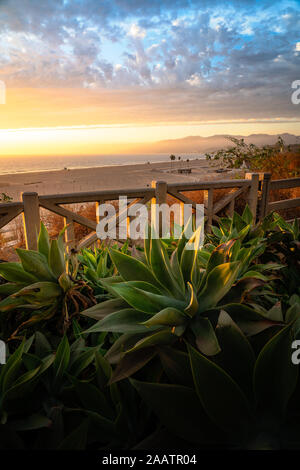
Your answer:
[80,217,285,382]
[0,330,151,450]
[260,213,300,298]
[77,241,129,299]
[0,224,96,338]
[77,215,300,448]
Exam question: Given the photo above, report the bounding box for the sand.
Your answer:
[1,159,238,202]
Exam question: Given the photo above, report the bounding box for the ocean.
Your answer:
[0,153,201,175]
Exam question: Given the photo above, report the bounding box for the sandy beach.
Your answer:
[0,159,238,202]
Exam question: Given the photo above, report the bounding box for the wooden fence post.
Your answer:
[245,172,259,220]
[203,188,213,233]
[22,192,40,250]
[259,172,272,220]
[151,181,167,237]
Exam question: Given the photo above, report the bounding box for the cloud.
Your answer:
[0,0,299,122]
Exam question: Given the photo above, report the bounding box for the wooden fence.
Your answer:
[1,172,299,252]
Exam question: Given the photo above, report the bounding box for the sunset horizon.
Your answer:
[0,0,299,156]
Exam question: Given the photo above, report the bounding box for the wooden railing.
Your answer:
[1,172,299,252]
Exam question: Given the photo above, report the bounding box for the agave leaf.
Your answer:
[95,351,112,389]
[2,366,41,404]
[84,309,155,334]
[0,295,28,312]
[126,329,176,353]
[239,271,269,282]
[34,331,52,358]
[211,225,222,238]
[110,282,186,314]
[170,250,185,293]
[190,316,221,356]
[215,310,255,400]
[286,303,300,324]
[105,333,150,364]
[180,223,202,285]
[0,339,25,394]
[142,307,187,327]
[188,343,251,437]
[100,276,125,297]
[250,263,284,272]
[109,248,160,288]
[264,302,283,322]
[16,249,55,282]
[149,235,181,297]
[13,282,62,303]
[222,303,280,336]
[49,239,65,278]
[37,222,50,259]
[0,262,38,284]
[197,262,240,313]
[80,297,128,320]
[242,204,253,225]
[206,239,236,275]
[68,349,95,377]
[253,323,298,421]
[197,249,210,268]
[109,348,157,384]
[231,211,247,233]
[52,335,70,391]
[176,216,194,262]
[131,379,217,443]
[184,282,199,317]
[75,381,114,420]
[159,346,194,387]
[0,283,26,296]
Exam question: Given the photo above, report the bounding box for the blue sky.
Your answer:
[0,0,299,142]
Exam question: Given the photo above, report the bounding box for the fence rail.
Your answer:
[1,172,299,252]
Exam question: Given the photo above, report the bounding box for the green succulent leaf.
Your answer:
[0,262,38,284]
[52,335,70,390]
[190,316,221,356]
[109,248,160,287]
[49,239,65,278]
[215,310,255,400]
[188,343,251,437]
[197,262,240,313]
[159,346,194,387]
[131,379,215,443]
[126,329,176,353]
[84,309,155,334]
[109,348,157,384]
[80,298,128,320]
[37,222,50,259]
[253,323,298,421]
[142,307,187,327]
[16,249,55,281]
[110,281,186,314]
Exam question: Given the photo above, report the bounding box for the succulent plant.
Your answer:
[0,224,96,338]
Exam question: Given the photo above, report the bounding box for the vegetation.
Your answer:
[0,193,12,203]
[205,136,300,178]
[0,211,299,449]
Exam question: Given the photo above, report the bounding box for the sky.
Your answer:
[0,0,299,155]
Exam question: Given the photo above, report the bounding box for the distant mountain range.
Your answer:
[146,133,300,154]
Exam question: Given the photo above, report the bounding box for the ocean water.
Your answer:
[0,153,201,175]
